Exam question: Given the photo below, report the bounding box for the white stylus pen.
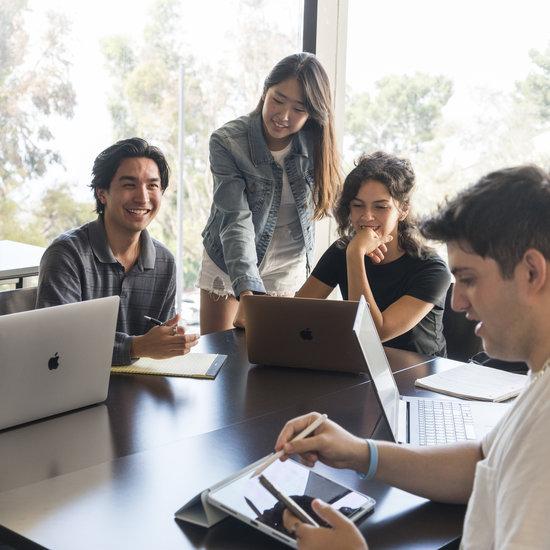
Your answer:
[251,414,328,477]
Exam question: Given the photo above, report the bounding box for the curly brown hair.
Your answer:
[334,151,433,259]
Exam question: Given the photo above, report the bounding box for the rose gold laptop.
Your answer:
[242,295,366,373]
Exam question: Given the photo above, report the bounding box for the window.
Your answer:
[0,0,304,320]
[344,0,550,219]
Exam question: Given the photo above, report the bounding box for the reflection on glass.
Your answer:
[210,459,371,539]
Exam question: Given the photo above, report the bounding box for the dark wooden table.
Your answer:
[0,330,464,549]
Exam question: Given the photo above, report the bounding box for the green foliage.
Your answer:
[346,72,453,158]
[100,0,297,289]
[100,0,213,285]
[31,183,95,245]
[0,0,92,248]
[0,197,20,241]
[1,183,94,247]
[516,42,550,125]
[0,1,76,200]
[2,0,548,272]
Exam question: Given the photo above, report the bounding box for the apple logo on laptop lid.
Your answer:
[48,352,60,371]
[299,328,313,341]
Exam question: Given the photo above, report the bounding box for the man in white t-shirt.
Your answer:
[273,165,550,549]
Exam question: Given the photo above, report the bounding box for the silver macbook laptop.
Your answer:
[352,296,510,445]
[243,295,366,373]
[0,296,119,430]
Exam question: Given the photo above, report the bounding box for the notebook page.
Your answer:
[415,364,527,402]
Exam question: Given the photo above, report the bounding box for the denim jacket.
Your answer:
[202,112,316,296]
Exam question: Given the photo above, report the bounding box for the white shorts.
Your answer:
[197,224,307,298]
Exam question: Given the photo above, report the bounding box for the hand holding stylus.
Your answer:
[274,412,371,471]
[252,414,328,477]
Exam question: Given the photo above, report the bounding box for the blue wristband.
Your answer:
[364,439,379,480]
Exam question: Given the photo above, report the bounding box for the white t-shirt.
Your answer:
[258,144,305,290]
[270,143,300,229]
[461,359,550,549]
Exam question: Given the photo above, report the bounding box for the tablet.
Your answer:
[207,458,375,548]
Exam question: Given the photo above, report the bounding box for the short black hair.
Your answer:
[90,137,170,214]
[420,165,550,277]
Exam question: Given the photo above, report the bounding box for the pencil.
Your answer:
[251,413,328,477]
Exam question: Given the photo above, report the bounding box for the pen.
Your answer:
[251,413,328,477]
[244,496,263,518]
[144,315,163,326]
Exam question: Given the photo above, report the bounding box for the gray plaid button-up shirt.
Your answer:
[36,217,176,365]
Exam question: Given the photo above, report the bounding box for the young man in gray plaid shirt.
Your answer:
[37,138,199,365]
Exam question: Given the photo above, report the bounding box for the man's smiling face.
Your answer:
[97,157,162,237]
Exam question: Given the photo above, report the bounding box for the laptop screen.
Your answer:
[352,297,400,441]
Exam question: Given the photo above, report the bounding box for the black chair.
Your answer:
[0,287,38,315]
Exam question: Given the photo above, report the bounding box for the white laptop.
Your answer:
[352,296,511,445]
[0,296,119,430]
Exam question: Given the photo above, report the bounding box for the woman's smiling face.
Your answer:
[261,77,309,151]
[349,179,406,239]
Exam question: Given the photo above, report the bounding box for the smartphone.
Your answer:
[258,475,319,527]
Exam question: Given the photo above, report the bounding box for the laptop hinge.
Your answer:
[397,399,407,444]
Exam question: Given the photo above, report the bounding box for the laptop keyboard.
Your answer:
[418,400,476,445]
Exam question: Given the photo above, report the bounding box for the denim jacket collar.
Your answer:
[248,111,310,167]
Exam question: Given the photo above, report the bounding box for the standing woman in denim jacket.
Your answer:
[199,53,341,333]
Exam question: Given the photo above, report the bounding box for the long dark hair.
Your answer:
[253,53,342,220]
[335,151,432,259]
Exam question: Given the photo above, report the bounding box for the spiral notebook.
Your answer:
[111,353,227,380]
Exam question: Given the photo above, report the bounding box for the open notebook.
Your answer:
[415,363,526,402]
[112,353,227,380]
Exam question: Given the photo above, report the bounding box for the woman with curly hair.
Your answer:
[297,151,451,356]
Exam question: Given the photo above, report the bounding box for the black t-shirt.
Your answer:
[312,242,451,356]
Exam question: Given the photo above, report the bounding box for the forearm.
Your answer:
[346,248,434,341]
[346,249,384,328]
[279,414,479,505]
[372,440,482,504]
[219,215,264,296]
[211,137,264,296]
[295,276,334,299]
